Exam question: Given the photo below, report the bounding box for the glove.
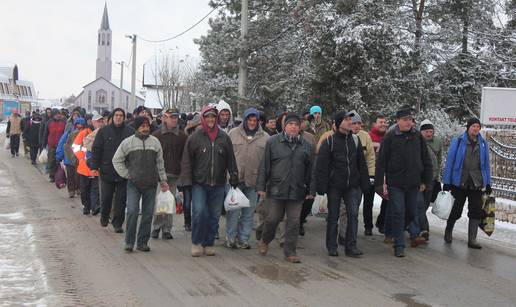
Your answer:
[485,185,492,195]
[443,184,452,192]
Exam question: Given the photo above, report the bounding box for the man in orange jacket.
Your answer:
[73,114,105,215]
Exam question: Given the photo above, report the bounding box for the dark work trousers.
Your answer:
[300,198,315,225]
[449,188,484,221]
[100,179,127,228]
[376,199,388,231]
[431,181,442,203]
[418,181,435,233]
[29,146,39,163]
[10,134,20,156]
[262,199,303,257]
[178,186,192,227]
[66,165,80,195]
[362,184,376,230]
[80,175,100,214]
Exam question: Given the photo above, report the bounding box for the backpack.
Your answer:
[64,130,80,167]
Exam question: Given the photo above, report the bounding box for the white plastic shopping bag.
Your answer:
[4,137,10,150]
[311,194,328,217]
[224,187,250,211]
[38,148,48,164]
[432,191,454,220]
[155,190,176,215]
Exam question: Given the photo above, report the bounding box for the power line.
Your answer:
[139,3,223,43]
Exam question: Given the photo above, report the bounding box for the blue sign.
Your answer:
[3,100,20,116]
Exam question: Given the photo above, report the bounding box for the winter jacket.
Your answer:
[256,133,314,200]
[315,130,370,195]
[24,120,41,147]
[112,132,167,190]
[216,100,235,133]
[356,130,376,176]
[152,124,188,176]
[443,132,491,188]
[21,117,31,140]
[375,125,433,189]
[311,119,331,144]
[316,130,335,154]
[56,129,81,166]
[6,115,22,136]
[180,128,239,187]
[425,136,443,181]
[89,123,135,183]
[369,127,385,156]
[43,119,66,149]
[73,128,96,177]
[228,124,269,188]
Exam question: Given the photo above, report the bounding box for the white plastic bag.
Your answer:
[155,190,176,215]
[224,187,250,211]
[432,191,454,220]
[4,137,10,150]
[38,148,48,164]
[311,194,328,217]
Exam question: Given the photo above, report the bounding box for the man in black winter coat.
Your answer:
[89,108,135,232]
[315,111,370,258]
[375,107,433,258]
[25,114,42,164]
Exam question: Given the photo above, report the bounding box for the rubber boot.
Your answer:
[468,219,482,249]
[444,219,455,244]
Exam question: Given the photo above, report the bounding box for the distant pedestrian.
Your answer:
[42,109,66,182]
[25,113,42,165]
[443,118,491,249]
[113,116,169,252]
[56,118,86,198]
[256,113,314,263]
[309,105,331,144]
[369,115,389,235]
[6,109,22,158]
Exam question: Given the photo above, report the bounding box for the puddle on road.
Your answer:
[392,293,432,307]
[248,265,307,287]
[0,211,52,306]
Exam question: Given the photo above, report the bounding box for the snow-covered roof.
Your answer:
[144,88,164,109]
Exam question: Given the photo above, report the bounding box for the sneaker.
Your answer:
[364,228,373,236]
[285,255,301,263]
[394,247,405,257]
[204,246,216,256]
[100,218,109,227]
[124,244,133,252]
[258,240,268,256]
[184,224,192,232]
[236,241,251,249]
[151,229,159,239]
[136,244,151,252]
[92,208,100,216]
[162,232,173,240]
[224,239,236,249]
[345,248,363,258]
[328,249,339,257]
[191,244,202,257]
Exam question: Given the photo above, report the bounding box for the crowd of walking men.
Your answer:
[5,101,492,262]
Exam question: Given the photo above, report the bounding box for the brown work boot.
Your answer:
[258,240,268,256]
[191,244,203,257]
[410,236,427,247]
[204,246,216,256]
[384,235,393,244]
[285,255,301,263]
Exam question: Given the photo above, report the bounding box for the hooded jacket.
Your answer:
[152,123,188,176]
[228,109,270,188]
[43,112,66,149]
[180,106,239,187]
[89,110,135,182]
[6,114,22,136]
[112,131,167,190]
[216,100,234,133]
[25,118,41,147]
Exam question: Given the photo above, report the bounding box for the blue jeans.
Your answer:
[225,183,258,243]
[326,186,362,251]
[387,186,420,248]
[125,181,157,247]
[191,184,225,247]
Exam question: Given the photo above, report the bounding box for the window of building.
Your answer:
[0,83,4,94]
[126,95,129,110]
[96,89,107,104]
[111,91,115,109]
[5,83,10,94]
[107,33,110,46]
[98,33,100,45]
[28,87,32,97]
[88,90,92,111]
[102,33,105,45]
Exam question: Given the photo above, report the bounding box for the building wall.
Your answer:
[76,78,143,114]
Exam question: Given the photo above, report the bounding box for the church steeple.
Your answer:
[96,3,112,80]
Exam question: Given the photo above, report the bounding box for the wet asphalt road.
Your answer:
[1,144,516,307]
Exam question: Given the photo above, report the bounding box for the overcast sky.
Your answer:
[3,0,213,98]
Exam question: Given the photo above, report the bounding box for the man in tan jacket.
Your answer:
[226,108,269,249]
[350,111,376,236]
[6,109,23,158]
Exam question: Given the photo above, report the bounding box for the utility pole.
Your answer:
[116,61,124,108]
[237,0,249,118]
[126,34,137,110]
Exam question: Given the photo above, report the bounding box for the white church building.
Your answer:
[74,4,144,114]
